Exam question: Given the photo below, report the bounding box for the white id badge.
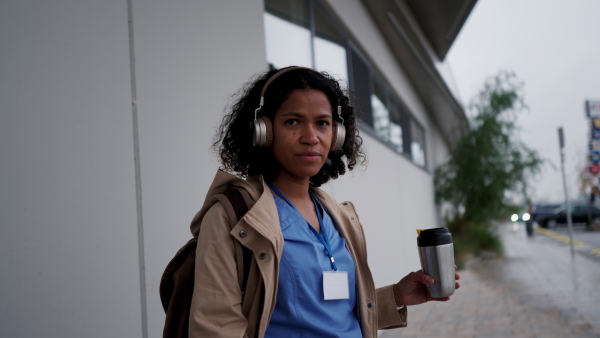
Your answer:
[323,271,350,300]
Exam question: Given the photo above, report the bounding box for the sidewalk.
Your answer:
[380,224,600,338]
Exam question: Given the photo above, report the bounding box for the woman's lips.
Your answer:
[297,151,322,160]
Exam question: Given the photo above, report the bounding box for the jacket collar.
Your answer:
[191,170,264,236]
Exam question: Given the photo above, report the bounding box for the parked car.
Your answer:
[530,203,561,225]
[537,204,600,228]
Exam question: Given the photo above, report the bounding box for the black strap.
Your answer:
[223,189,248,221]
[222,189,253,294]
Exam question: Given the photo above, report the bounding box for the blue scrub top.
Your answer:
[265,192,362,338]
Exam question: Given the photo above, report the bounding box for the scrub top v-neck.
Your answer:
[264,188,361,338]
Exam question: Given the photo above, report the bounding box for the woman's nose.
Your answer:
[300,125,319,144]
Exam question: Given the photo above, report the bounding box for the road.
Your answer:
[535,223,600,263]
[381,223,600,337]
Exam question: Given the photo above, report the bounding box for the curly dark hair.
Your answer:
[212,66,365,187]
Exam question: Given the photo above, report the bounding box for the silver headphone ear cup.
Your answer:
[263,117,273,147]
[331,121,346,151]
[252,118,266,147]
[252,117,273,147]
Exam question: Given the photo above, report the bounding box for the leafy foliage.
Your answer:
[435,71,544,260]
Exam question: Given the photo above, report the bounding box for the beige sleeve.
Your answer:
[376,284,408,329]
[189,203,248,338]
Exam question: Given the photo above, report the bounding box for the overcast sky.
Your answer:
[445,0,600,204]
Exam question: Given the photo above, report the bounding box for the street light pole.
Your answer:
[558,127,575,256]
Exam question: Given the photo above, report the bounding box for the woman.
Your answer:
[189,66,460,337]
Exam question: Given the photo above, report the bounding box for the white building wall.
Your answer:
[1,0,453,337]
[1,0,267,337]
[0,1,142,337]
[132,0,267,335]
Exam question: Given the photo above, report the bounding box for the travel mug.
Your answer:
[416,228,455,298]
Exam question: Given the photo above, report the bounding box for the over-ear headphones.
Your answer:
[252,67,346,151]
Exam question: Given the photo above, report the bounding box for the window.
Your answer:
[389,95,404,153]
[313,4,347,85]
[264,0,347,85]
[264,0,427,168]
[349,39,431,167]
[372,77,391,144]
[264,0,312,68]
[348,44,372,127]
[410,118,426,167]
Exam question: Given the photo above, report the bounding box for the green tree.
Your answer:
[435,71,543,263]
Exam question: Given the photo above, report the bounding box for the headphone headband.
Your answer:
[255,66,343,123]
[260,66,313,97]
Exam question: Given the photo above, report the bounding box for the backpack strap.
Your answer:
[221,189,253,296]
[160,188,253,338]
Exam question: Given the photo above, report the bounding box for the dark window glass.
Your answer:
[410,118,426,167]
[313,3,347,84]
[372,77,390,143]
[264,0,312,68]
[314,4,342,45]
[402,106,412,155]
[348,45,372,127]
[265,0,309,27]
[389,95,403,153]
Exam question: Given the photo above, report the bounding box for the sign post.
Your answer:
[558,127,575,256]
[586,100,600,117]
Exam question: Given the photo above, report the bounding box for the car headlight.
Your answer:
[522,213,530,221]
[511,214,519,222]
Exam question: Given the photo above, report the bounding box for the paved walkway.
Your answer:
[380,223,600,338]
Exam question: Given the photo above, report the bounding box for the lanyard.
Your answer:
[268,183,338,271]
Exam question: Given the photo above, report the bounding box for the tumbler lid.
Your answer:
[416,227,452,247]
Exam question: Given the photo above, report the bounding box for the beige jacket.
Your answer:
[189,170,407,337]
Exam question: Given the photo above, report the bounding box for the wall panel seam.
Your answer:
[126,0,149,337]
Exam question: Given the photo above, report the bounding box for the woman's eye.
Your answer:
[284,119,300,125]
[317,120,330,127]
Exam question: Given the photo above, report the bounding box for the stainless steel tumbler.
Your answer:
[417,228,455,298]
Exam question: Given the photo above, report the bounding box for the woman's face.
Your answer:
[272,88,333,184]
